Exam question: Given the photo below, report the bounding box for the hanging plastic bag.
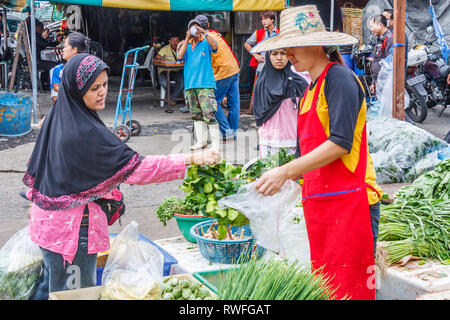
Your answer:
[376,54,410,117]
[218,180,310,265]
[100,221,164,300]
[0,227,43,300]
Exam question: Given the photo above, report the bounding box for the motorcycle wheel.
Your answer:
[405,87,428,123]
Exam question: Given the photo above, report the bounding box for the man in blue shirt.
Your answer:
[50,63,65,103]
[178,19,220,151]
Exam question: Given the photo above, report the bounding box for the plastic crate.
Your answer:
[190,220,266,264]
[193,269,237,294]
[96,233,178,285]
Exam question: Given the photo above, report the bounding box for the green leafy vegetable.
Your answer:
[394,158,450,200]
[241,148,295,181]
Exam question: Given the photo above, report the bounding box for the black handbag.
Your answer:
[94,191,126,226]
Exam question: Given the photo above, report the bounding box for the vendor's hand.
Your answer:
[255,166,288,196]
[253,53,264,63]
[185,30,192,40]
[186,150,221,166]
[370,84,376,94]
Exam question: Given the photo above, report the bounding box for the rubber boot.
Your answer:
[190,121,208,150]
[208,123,221,152]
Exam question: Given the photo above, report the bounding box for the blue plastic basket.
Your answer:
[96,233,178,285]
[190,220,266,264]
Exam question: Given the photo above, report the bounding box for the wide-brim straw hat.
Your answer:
[251,5,358,54]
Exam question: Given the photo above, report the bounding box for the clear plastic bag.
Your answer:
[376,55,410,117]
[371,150,404,184]
[403,151,441,182]
[0,227,43,300]
[218,180,310,265]
[100,221,164,300]
[367,116,448,183]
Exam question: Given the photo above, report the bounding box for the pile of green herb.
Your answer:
[155,196,191,227]
[377,198,450,266]
[394,158,450,200]
[216,256,339,300]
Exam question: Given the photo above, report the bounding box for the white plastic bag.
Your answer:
[0,227,43,300]
[100,221,164,300]
[376,54,410,117]
[218,180,310,265]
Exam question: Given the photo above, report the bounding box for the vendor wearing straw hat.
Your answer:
[254,5,383,300]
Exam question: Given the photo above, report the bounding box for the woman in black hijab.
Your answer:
[25,53,220,299]
[252,48,309,158]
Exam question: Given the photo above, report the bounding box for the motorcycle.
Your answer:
[405,27,449,122]
[352,42,375,101]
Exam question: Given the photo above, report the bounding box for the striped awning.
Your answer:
[47,0,287,11]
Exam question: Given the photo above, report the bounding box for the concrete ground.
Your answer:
[0,75,448,247]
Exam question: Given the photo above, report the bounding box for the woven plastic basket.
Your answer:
[190,220,266,264]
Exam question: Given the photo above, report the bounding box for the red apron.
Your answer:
[297,62,376,300]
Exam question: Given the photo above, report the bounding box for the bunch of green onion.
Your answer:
[377,199,450,265]
[216,257,340,300]
[377,239,432,265]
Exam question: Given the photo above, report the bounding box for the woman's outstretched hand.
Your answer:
[185,149,222,166]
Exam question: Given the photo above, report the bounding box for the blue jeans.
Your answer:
[370,202,381,258]
[214,73,240,138]
[30,224,97,300]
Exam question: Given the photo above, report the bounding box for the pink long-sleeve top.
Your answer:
[27,154,186,264]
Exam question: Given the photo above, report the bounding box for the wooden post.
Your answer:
[392,0,406,120]
[8,22,24,92]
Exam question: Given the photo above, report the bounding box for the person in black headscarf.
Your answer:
[252,48,309,158]
[24,53,221,300]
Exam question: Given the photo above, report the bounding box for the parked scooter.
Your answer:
[352,43,374,100]
[405,27,449,122]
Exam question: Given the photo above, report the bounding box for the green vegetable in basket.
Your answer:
[180,160,249,238]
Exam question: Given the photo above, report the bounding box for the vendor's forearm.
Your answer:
[282,140,348,180]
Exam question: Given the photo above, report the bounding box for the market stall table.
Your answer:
[152,60,184,107]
